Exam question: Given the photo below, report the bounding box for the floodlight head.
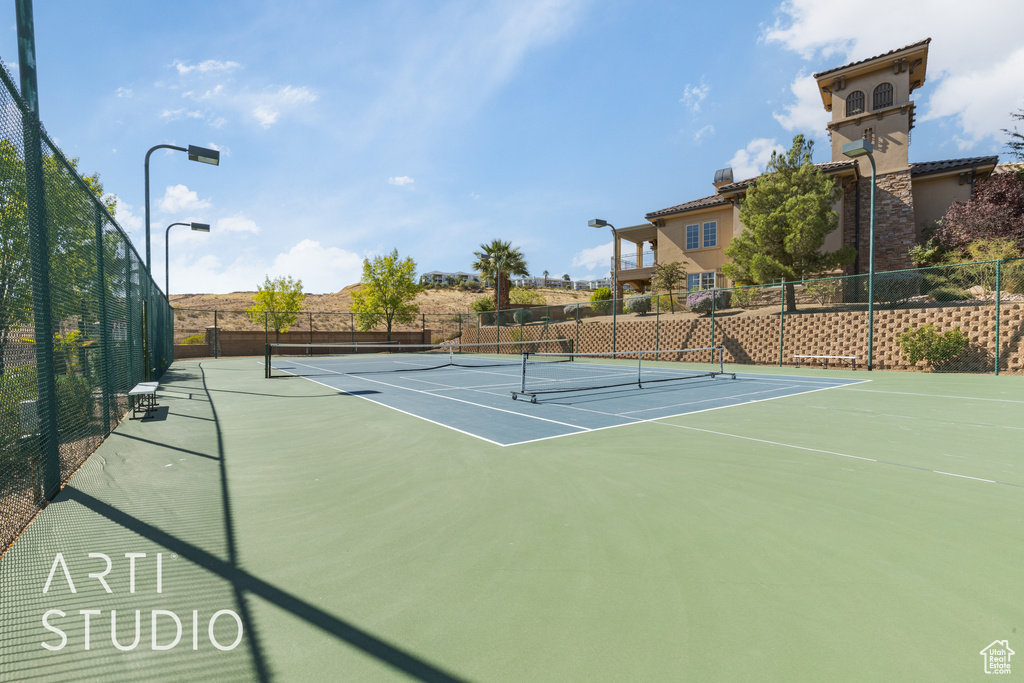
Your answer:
[589,219,608,228]
[842,139,873,159]
[190,222,211,232]
[187,145,220,166]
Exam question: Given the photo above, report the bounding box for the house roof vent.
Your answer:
[714,167,733,184]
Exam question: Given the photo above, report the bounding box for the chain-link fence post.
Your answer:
[94,205,112,434]
[995,259,1002,376]
[778,280,785,366]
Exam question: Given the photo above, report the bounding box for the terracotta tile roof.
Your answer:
[648,161,858,219]
[645,194,729,220]
[910,156,999,177]
[812,38,931,79]
[714,160,857,194]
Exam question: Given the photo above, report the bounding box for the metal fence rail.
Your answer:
[174,258,1024,376]
[0,58,170,555]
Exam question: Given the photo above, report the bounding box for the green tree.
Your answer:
[0,141,115,379]
[651,261,687,312]
[246,275,305,342]
[722,135,856,311]
[471,240,529,310]
[350,249,421,342]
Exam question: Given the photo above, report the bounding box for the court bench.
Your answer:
[128,381,159,420]
[793,354,859,370]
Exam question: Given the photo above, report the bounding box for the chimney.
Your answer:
[713,167,733,192]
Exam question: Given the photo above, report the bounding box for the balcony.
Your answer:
[617,250,656,271]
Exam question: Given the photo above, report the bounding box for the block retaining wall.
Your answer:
[467,303,1024,374]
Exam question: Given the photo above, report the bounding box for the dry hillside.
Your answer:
[172,284,593,330]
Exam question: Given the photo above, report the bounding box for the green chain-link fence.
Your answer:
[0,60,171,554]
[176,258,1024,376]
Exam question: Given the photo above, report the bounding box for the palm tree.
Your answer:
[472,239,529,310]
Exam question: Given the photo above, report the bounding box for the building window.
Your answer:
[686,224,699,250]
[873,82,893,110]
[845,90,865,116]
[686,272,716,291]
[702,221,717,248]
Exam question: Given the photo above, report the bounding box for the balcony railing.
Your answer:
[615,251,656,272]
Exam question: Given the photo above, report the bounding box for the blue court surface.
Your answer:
[266,354,867,446]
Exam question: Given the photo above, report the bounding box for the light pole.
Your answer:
[144,144,220,273]
[165,222,210,301]
[589,219,618,354]
[842,139,876,370]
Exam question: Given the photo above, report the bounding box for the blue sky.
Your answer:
[2,0,1022,294]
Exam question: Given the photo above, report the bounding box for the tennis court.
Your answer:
[263,342,865,446]
[1,353,1022,682]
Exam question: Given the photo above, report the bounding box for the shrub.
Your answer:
[928,286,971,302]
[872,271,924,307]
[896,324,969,369]
[510,288,546,306]
[512,308,533,324]
[590,287,612,314]
[804,279,841,305]
[624,295,651,315]
[685,290,729,316]
[730,286,759,308]
[180,333,205,345]
[563,303,587,317]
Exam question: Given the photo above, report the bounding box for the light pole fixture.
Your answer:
[842,139,876,370]
[589,219,618,354]
[144,144,220,274]
[165,222,210,301]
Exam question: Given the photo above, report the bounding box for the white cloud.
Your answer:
[571,242,613,274]
[772,71,828,136]
[693,124,715,143]
[174,59,242,76]
[270,240,364,293]
[115,87,132,98]
[108,195,143,237]
[158,184,212,213]
[160,107,205,121]
[251,85,318,128]
[729,138,784,180]
[763,0,1024,147]
[389,176,415,186]
[921,47,1024,148]
[216,214,261,234]
[681,79,710,113]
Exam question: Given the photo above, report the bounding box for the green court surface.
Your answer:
[1,357,1022,682]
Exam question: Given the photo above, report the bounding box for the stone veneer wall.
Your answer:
[843,170,917,275]
[470,303,1024,374]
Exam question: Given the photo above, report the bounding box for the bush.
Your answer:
[590,287,612,314]
[512,308,533,324]
[872,271,924,307]
[896,324,969,369]
[928,286,971,302]
[730,287,759,308]
[685,290,729,316]
[564,303,587,317]
[180,333,205,345]
[510,288,546,306]
[624,295,651,315]
[804,279,841,305]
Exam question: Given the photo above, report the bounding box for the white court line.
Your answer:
[653,421,1021,487]
[499,379,870,446]
[841,387,1024,404]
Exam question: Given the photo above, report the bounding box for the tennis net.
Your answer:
[511,346,735,401]
[264,339,574,378]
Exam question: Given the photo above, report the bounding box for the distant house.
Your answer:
[510,277,611,291]
[420,271,480,286]
[610,39,1002,298]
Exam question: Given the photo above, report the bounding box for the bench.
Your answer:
[128,381,159,420]
[794,354,859,370]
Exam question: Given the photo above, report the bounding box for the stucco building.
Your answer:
[613,38,1001,297]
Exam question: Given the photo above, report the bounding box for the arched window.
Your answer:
[845,91,865,116]
[873,83,893,110]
